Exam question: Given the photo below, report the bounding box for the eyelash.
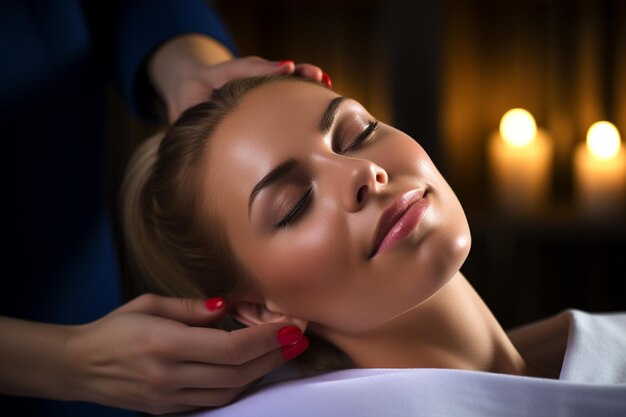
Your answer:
[344,120,379,152]
[275,120,379,229]
[276,187,313,228]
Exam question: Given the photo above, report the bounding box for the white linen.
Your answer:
[189,310,626,417]
[559,309,626,384]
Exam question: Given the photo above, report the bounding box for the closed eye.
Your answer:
[275,187,313,228]
[343,120,379,153]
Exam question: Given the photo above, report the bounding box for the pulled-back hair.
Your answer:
[121,75,352,374]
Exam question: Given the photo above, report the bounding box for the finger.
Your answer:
[102,385,199,415]
[143,403,197,415]
[176,322,303,365]
[209,57,296,87]
[172,342,300,389]
[294,63,323,82]
[174,386,251,408]
[116,294,227,326]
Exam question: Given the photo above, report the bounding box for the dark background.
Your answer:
[110,0,626,330]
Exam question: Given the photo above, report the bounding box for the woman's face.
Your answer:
[204,80,470,335]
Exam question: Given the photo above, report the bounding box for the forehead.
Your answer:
[205,80,340,202]
[215,79,338,158]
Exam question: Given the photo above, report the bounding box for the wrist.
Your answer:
[59,322,93,402]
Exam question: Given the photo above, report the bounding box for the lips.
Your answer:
[369,189,427,258]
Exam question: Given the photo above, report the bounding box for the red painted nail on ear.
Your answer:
[277,326,309,360]
[321,72,332,89]
[277,326,303,345]
[282,336,310,360]
[205,297,225,311]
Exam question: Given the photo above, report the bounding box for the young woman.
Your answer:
[121,75,626,413]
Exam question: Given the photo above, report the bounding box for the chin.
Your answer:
[440,214,472,280]
[434,184,472,282]
[451,227,472,269]
[414,210,472,298]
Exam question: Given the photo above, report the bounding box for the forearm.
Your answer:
[148,34,234,105]
[0,316,78,401]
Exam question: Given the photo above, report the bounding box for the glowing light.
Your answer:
[499,108,537,147]
[586,121,621,159]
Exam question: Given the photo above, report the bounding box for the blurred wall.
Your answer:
[442,0,626,209]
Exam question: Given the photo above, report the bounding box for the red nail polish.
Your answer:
[275,60,294,66]
[205,297,225,311]
[321,72,332,89]
[281,336,309,360]
[277,326,303,346]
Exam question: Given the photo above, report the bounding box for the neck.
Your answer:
[322,272,554,378]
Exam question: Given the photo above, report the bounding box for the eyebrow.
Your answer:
[248,158,298,216]
[320,96,346,134]
[248,96,347,217]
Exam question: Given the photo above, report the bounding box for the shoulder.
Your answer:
[506,309,571,375]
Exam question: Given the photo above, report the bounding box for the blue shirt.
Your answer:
[0,1,236,415]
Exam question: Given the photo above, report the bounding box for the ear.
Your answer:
[231,300,308,332]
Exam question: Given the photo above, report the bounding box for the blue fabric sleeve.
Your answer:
[113,0,239,119]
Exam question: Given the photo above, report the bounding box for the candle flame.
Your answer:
[499,108,537,147]
[586,121,621,159]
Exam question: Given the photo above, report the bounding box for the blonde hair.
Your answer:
[121,75,352,373]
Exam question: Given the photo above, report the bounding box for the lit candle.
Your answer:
[488,108,553,215]
[573,121,626,216]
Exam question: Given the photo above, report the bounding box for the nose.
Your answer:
[340,158,388,212]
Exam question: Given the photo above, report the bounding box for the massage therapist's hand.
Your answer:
[148,34,331,124]
[65,294,309,415]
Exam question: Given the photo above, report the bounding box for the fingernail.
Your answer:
[275,59,294,67]
[277,326,303,346]
[205,297,225,311]
[281,336,309,360]
[321,72,332,89]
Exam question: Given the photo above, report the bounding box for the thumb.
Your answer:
[117,294,227,326]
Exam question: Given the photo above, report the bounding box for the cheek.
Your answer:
[241,212,356,323]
